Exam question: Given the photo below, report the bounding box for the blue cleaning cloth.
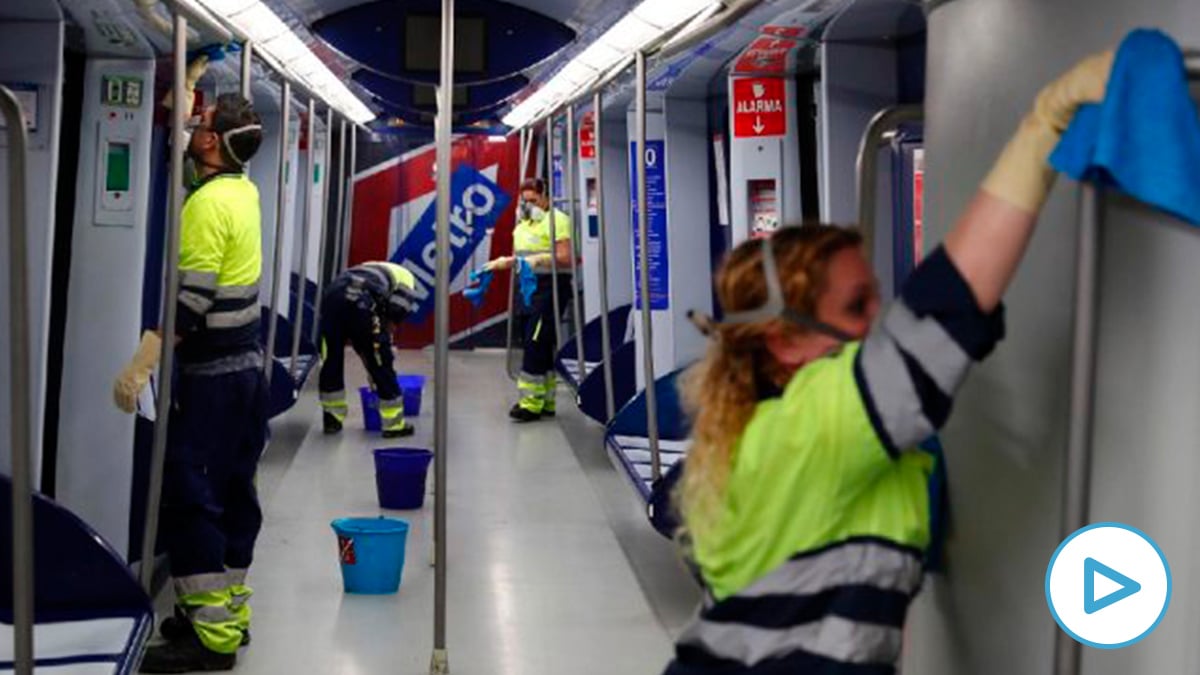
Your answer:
[463,270,493,307]
[188,43,235,64]
[1050,29,1200,226]
[516,258,537,308]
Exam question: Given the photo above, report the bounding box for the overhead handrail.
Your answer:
[263,80,292,387]
[594,91,616,420]
[311,108,335,345]
[855,105,924,262]
[140,11,189,595]
[2,81,35,675]
[634,50,662,481]
[565,105,587,385]
[289,98,317,380]
[430,2,454,672]
[546,115,565,353]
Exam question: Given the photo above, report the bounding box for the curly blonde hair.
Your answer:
[678,225,864,543]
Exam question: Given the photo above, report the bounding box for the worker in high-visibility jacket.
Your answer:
[484,177,575,422]
[113,92,266,673]
[318,261,417,437]
[662,51,1113,674]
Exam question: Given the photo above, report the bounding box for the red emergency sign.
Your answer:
[733,78,786,138]
[580,112,596,159]
[733,36,797,74]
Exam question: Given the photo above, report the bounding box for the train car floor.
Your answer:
[150,349,697,674]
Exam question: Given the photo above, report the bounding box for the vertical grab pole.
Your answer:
[505,128,526,382]
[290,98,316,379]
[331,119,347,279]
[546,115,564,353]
[240,41,252,100]
[340,125,358,273]
[139,13,189,592]
[593,92,615,420]
[2,82,34,675]
[312,108,334,344]
[1053,184,1103,675]
[635,51,661,480]
[263,79,291,387]
[429,1,454,673]
[565,105,586,385]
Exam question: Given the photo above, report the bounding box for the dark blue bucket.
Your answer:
[360,374,427,431]
[330,517,409,594]
[373,448,434,510]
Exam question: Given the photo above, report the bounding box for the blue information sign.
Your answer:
[629,139,669,310]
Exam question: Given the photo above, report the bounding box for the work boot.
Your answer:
[382,422,415,439]
[160,608,250,646]
[509,404,542,423]
[323,411,343,434]
[139,630,236,673]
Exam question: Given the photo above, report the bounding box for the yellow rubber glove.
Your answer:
[483,256,514,272]
[981,50,1114,213]
[162,54,210,116]
[113,332,162,414]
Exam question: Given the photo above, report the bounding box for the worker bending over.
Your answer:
[114,93,266,672]
[318,261,417,437]
[664,51,1113,674]
[485,177,574,422]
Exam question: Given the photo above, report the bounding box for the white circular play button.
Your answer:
[1046,523,1172,649]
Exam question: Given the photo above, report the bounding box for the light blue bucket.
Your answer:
[330,517,409,594]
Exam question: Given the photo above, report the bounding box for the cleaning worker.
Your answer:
[663,50,1113,674]
[113,65,268,672]
[318,261,417,437]
[484,177,574,422]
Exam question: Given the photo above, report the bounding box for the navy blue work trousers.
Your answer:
[318,284,400,402]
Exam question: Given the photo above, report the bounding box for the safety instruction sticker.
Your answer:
[629,140,670,311]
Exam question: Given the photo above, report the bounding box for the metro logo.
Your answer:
[391,166,509,323]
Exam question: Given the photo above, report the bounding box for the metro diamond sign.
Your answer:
[733,78,786,138]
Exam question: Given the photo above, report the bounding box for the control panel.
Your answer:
[93,74,144,227]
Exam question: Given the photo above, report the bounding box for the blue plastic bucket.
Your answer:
[373,448,433,510]
[360,374,427,431]
[330,517,409,594]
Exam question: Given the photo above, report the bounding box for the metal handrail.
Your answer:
[594,92,616,420]
[339,125,357,274]
[311,108,335,344]
[855,105,923,261]
[634,51,662,480]
[2,81,35,675]
[263,80,291,386]
[546,116,564,356]
[139,13,189,596]
[331,119,347,280]
[565,105,586,385]
[289,99,316,379]
[429,2,454,672]
[505,128,527,382]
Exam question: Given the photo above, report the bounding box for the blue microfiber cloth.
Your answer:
[188,43,237,64]
[516,258,537,308]
[1050,29,1200,226]
[463,269,493,307]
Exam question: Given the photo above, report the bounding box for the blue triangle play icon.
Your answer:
[1085,557,1142,614]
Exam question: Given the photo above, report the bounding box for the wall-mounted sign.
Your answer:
[733,78,786,138]
[580,111,596,159]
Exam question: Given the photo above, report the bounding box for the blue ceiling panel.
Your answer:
[354,69,528,111]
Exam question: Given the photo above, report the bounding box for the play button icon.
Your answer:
[1084,557,1141,614]
[1047,523,1171,649]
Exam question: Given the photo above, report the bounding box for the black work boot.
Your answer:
[139,630,236,673]
[161,608,249,646]
[323,412,344,434]
[509,404,542,423]
[382,422,415,439]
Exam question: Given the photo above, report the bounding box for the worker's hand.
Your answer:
[113,332,162,414]
[162,54,211,115]
[483,256,514,272]
[981,50,1114,213]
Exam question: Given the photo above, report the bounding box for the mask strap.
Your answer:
[697,236,855,343]
[220,123,262,168]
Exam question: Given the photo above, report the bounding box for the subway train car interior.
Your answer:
[4,0,1200,673]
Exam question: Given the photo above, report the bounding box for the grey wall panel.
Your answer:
[904,1,1200,673]
[601,114,633,312]
[0,20,64,483]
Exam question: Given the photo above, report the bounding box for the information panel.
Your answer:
[629,139,669,310]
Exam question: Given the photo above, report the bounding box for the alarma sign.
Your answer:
[733,77,786,138]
